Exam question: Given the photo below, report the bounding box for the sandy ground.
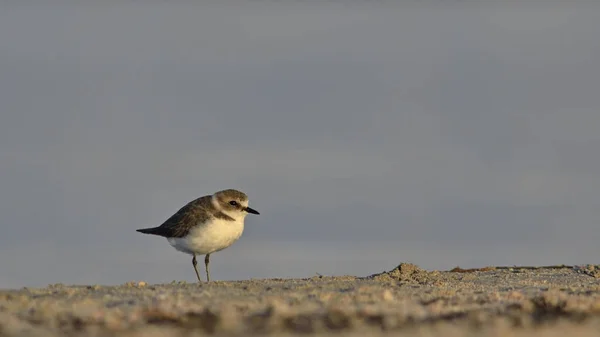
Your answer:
[2,263,600,336]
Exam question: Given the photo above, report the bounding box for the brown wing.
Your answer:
[149,195,214,238]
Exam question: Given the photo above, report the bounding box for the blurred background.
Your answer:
[1,0,600,288]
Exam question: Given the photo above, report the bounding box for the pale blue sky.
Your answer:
[1,1,600,288]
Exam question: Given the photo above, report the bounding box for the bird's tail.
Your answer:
[136,227,161,235]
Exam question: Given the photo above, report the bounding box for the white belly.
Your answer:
[167,218,245,255]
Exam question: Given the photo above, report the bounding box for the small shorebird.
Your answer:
[136,189,260,282]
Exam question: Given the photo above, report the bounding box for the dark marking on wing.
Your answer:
[136,195,215,238]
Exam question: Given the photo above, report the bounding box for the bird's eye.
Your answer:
[229,201,238,206]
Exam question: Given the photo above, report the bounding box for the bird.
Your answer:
[136,189,260,282]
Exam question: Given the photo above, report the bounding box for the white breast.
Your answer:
[167,217,245,255]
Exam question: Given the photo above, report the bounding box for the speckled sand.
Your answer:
[2,264,600,336]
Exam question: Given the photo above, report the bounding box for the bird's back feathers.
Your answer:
[136,195,235,238]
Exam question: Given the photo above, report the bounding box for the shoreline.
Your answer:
[1,263,600,336]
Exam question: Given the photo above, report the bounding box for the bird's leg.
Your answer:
[192,253,202,282]
[205,254,211,282]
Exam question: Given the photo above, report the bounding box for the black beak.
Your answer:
[244,207,260,215]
